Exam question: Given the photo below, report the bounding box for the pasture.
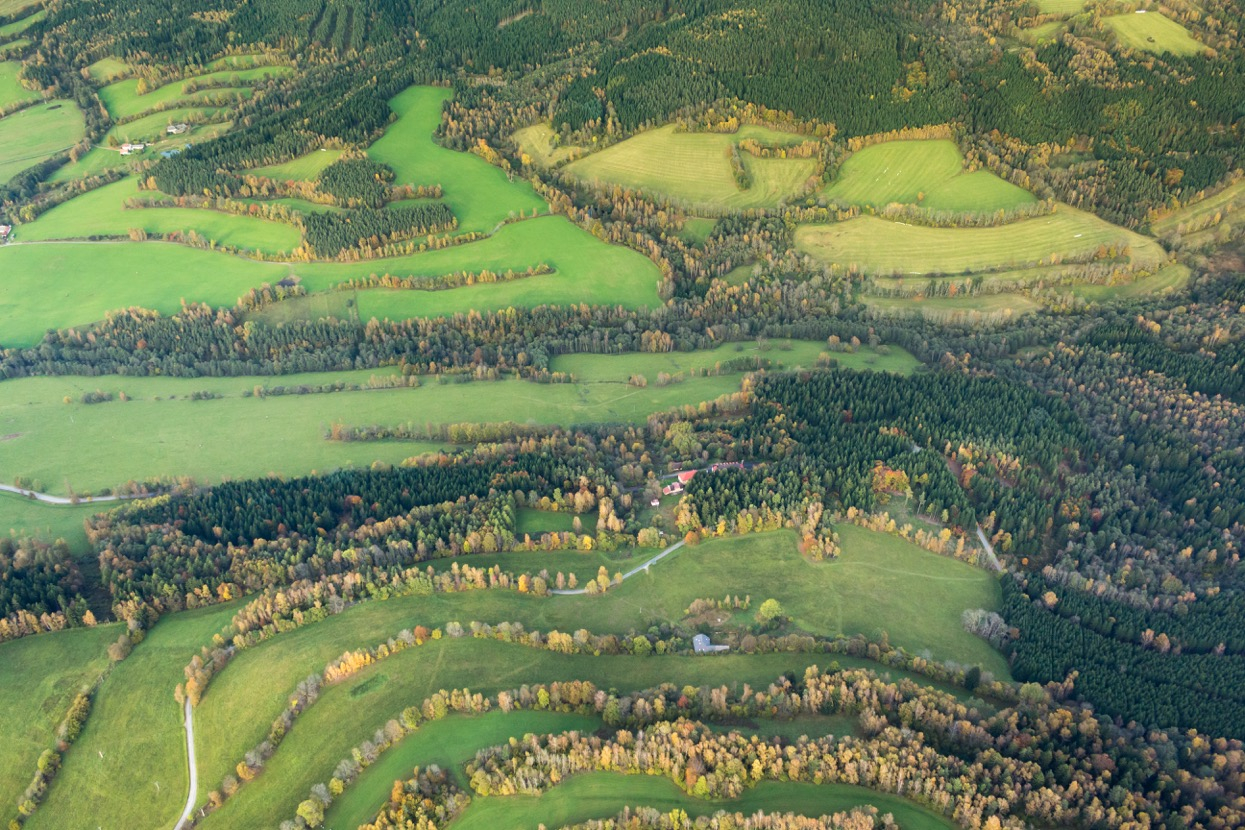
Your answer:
[795,207,1166,277]
[249,147,344,181]
[25,603,241,830]
[46,145,130,183]
[367,85,548,233]
[0,38,28,57]
[865,293,1043,322]
[0,624,120,816]
[0,100,85,183]
[1035,0,1084,14]
[1020,20,1067,43]
[103,106,224,143]
[85,57,130,82]
[0,364,773,495]
[19,176,302,254]
[97,65,292,120]
[513,122,581,167]
[1151,180,1245,237]
[0,0,39,14]
[1102,11,1203,55]
[0,242,289,348]
[1069,263,1191,302]
[453,773,954,830]
[0,60,37,108]
[822,139,1035,215]
[0,9,43,38]
[549,339,919,380]
[0,492,98,551]
[564,124,819,211]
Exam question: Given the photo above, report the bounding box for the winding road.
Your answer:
[174,700,198,830]
[549,538,686,595]
[0,483,146,505]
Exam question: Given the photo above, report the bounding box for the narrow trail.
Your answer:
[174,699,198,830]
[0,483,146,505]
[975,525,1003,572]
[549,538,686,595]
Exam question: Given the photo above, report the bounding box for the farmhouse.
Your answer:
[0,224,11,241]
[167,123,189,135]
[119,143,146,155]
[692,634,729,654]
[662,481,683,496]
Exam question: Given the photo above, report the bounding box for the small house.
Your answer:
[677,470,697,485]
[650,498,660,507]
[0,224,11,241]
[692,634,729,654]
[662,481,683,496]
[167,123,189,135]
[119,143,146,155]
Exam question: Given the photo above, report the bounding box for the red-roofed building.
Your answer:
[677,470,696,485]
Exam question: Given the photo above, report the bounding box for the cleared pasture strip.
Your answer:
[0,59,38,107]
[249,147,343,181]
[1151,181,1245,236]
[796,207,1165,276]
[0,99,84,183]
[1102,12,1203,55]
[98,65,292,120]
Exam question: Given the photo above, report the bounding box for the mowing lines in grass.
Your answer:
[97,66,292,121]
[564,124,818,211]
[1102,11,1204,55]
[0,100,85,183]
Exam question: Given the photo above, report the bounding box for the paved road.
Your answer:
[975,525,1002,571]
[174,699,198,830]
[0,483,144,505]
[549,538,686,595]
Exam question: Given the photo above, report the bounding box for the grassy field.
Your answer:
[25,602,241,830]
[0,100,85,183]
[550,339,919,380]
[823,139,1034,215]
[564,124,818,211]
[368,86,548,234]
[679,217,717,245]
[796,207,1166,277]
[289,215,663,317]
[0,367,766,494]
[20,176,301,253]
[0,492,99,550]
[85,57,130,82]
[0,38,28,57]
[102,105,225,143]
[1035,0,1084,14]
[453,773,953,830]
[45,145,131,183]
[516,507,584,535]
[1103,11,1203,55]
[1019,20,1067,43]
[193,527,1003,827]
[1151,180,1245,237]
[0,59,38,108]
[0,242,289,348]
[0,624,121,815]
[0,0,39,14]
[865,293,1043,322]
[1069,263,1191,302]
[97,66,291,120]
[324,709,602,829]
[513,123,581,167]
[0,8,43,38]
[250,147,344,181]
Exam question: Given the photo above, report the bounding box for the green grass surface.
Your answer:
[98,66,291,120]
[565,124,818,211]
[865,293,1043,321]
[679,217,717,245]
[45,145,130,183]
[0,624,120,815]
[0,37,28,57]
[288,215,663,318]
[0,99,85,183]
[0,492,98,550]
[250,147,344,180]
[324,710,602,830]
[0,368,764,494]
[1103,11,1203,55]
[0,0,39,15]
[822,140,1035,215]
[516,507,584,536]
[0,242,289,348]
[199,643,859,830]
[452,773,953,830]
[0,59,38,108]
[513,123,580,167]
[20,176,301,253]
[1019,20,1066,43]
[104,106,222,143]
[194,528,1002,828]
[0,8,43,37]
[205,54,282,71]
[368,86,547,233]
[1152,181,1245,236]
[85,57,130,82]
[1069,263,1191,302]
[1035,0,1083,15]
[796,207,1166,277]
[550,340,918,380]
[25,603,241,830]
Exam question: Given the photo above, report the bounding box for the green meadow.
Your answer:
[103,106,224,143]
[0,100,85,183]
[0,624,121,816]
[1151,180,1245,237]
[25,603,241,830]
[0,492,99,551]
[0,9,42,38]
[20,176,302,254]
[822,139,1035,215]
[250,147,344,181]
[452,773,953,830]
[796,207,1166,277]
[513,122,581,167]
[1035,0,1084,15]
[367,86,548,233]
[0,60,37,108]
[865,293,1043,322]
[85,57,130,82]
[98,66,291,120]
[1103,11,1203,55]
[46,145,131,183]
[564,124,819,211]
